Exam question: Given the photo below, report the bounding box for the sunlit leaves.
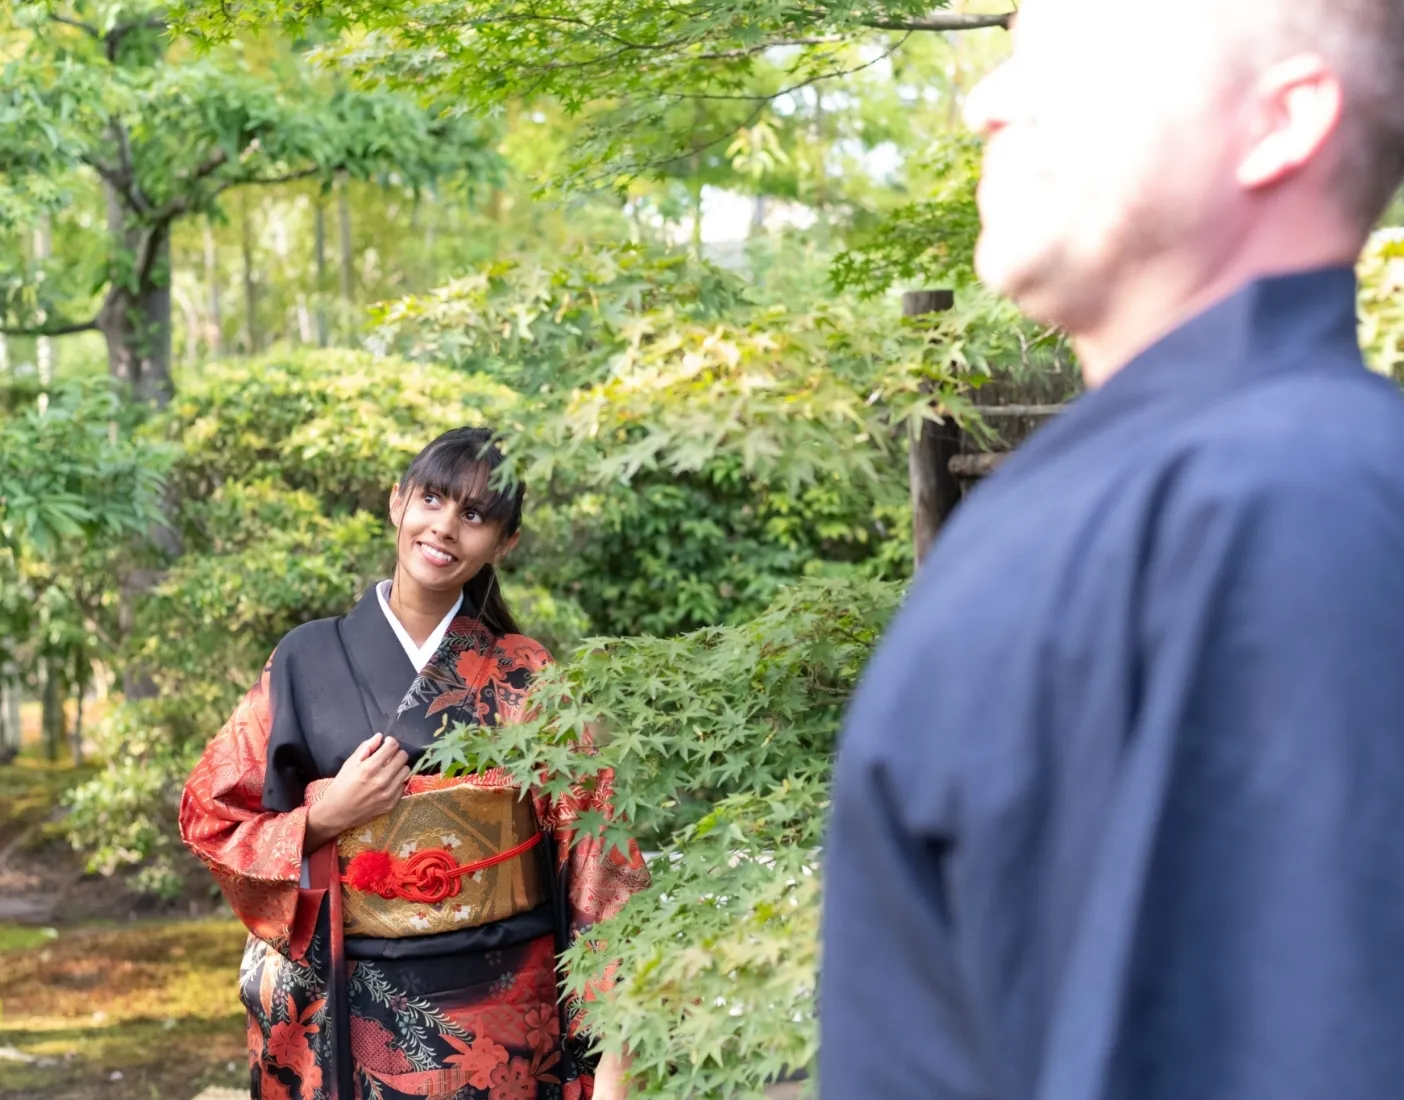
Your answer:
[1358,229,1404,379]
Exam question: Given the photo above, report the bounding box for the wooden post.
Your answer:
[903,289,960,566]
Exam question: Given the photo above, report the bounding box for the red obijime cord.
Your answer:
[342,833,543,906]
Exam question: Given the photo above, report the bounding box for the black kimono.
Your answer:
[822,268,1404,1099]
[181,585,650,1100]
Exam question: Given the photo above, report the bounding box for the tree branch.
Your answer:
[189,148,229,181]
[112,123,152,216]
[862,11,1015,32]
[83,154,152,218]
[48,13,102,40]
[133,222,170,288]
[105,16,169,63]
[0,316,100,338]
[152,148,303,222]
[213,165,323,195]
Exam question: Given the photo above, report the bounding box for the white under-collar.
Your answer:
[375,580,463,673]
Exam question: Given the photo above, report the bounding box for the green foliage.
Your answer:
[1358,229,1404,379]
[0,376,171,691]
[831,137,984,297]
[423,576,903,1096]
[0,376,169,558]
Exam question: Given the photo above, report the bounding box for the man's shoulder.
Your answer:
[1176,365,1404,495]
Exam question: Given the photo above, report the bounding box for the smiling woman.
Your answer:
[178,427,650,1100]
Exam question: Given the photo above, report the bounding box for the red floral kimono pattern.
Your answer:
[181,621,650,1100]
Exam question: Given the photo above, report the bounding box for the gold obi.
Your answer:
[304,776,548,939]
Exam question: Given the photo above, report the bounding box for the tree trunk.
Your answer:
[0,672,15,764]
[689,166,704,254]
[422,192,437,289]
[314,198,329,347]
[4,669,19,763]
[97,185,173,406]
[70,675,84,766]
[34,217,55,405]
[242,197,259,354]
[338,175,353,338]
[41,659,63,764]
[204,220,222,357]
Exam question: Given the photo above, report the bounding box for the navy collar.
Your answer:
[1017,266,1363,466]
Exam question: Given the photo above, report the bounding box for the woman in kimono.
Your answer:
[180,426,649,1100]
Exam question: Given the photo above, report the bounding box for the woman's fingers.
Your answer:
[368,735,399,762]
[362,738,402,775]
[353,733,384,761]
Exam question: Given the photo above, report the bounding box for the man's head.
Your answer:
[965,0,1404,369]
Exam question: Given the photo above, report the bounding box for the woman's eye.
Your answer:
[463,509,482,524]
[422,492,440,506]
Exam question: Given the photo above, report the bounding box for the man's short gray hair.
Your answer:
[1252,0,1404,225]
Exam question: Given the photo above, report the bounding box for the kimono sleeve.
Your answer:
[178,652,321,959]
[1041,450,1404,1100]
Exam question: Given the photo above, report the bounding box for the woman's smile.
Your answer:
[416,540,457,567]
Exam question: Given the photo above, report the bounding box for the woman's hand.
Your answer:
[592,1048,633,1100]
[305,733,410,849]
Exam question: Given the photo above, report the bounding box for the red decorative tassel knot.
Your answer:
[342,834,543,906]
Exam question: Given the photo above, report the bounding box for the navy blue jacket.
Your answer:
[822,268,1404,1100]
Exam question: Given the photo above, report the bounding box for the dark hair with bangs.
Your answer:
[395,426,524,637]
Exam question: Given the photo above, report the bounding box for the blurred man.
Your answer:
[821,1,1404,1098]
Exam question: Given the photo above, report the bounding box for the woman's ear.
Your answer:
[495,530,521,562]
[388,483,406,528]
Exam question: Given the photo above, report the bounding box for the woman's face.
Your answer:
[389,480,518,598]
